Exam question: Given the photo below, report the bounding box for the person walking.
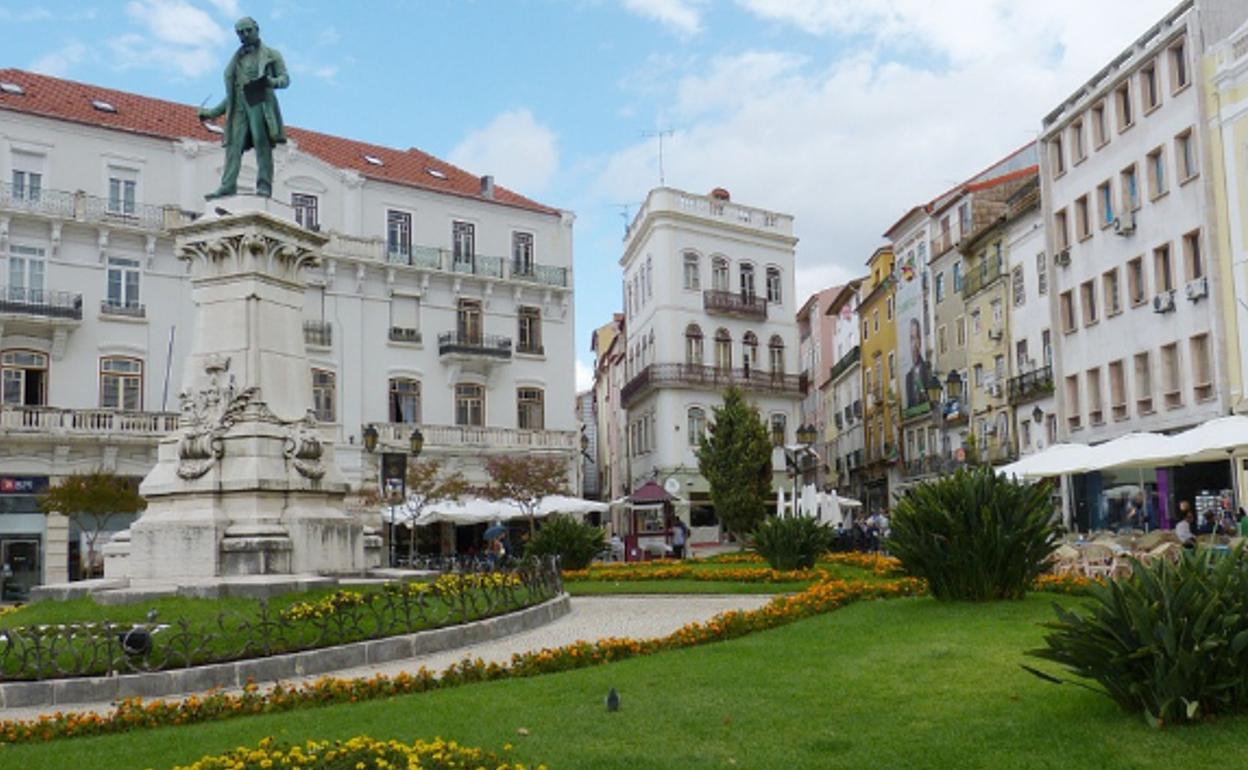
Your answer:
[670,517,689,560]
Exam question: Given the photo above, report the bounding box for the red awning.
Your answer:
[629,480,673,504]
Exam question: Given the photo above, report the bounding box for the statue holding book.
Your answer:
[198,17,289,199]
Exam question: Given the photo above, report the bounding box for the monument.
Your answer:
[95,18,379,588]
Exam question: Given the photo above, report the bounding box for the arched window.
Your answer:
[714,328,732,370]
[740,263,756,298]
[389,377,421,423]
[100,356,142,410]
[712,257,729,291]
[1,349,48,406]
[769,335,786,376]
[766,267,782,303]
[687,406,706,446]
[742,331,759,375]
[682,252,700,290]
[685,324,703,365]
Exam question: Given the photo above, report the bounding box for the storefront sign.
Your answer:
[0,477,48,495]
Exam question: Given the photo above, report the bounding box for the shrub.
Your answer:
[888,466,1056,600]
[752,515,833,571]
[524,514,605,570]
[1028,547,1248,727]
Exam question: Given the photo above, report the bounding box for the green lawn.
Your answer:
[7,594,1247,769]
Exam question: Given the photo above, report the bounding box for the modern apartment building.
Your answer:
[825,279,865,501]
[797,285,843,488]
[617,186,800,520]
[858,246,898,512]
[0,69,577,594]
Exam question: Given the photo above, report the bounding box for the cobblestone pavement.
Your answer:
[1,593,773,722]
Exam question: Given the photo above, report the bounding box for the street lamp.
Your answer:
[409,427,424,458]
[925,373,943,406]
[1032,405,1044,424]
[945,370,963,401]
[796,423,817,446]
[362,424,379,454]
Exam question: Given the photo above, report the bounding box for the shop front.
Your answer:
[1069,459,1233,534]
[0,475,48,602]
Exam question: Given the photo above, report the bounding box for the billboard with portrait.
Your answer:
[895,248,931,419]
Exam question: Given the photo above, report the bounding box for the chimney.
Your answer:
[480,175,495,199]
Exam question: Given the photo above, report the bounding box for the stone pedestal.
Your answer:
[105,196,374,580]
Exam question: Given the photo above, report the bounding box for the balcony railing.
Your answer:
[0,406,178,437]
[437,331,512,359]
[389,326,421,344]
[702,289,767,320]
[828,345,861,383]
[374,422,577,451]
[100,300,146,319]
[451,255,504,279]
[962,256,1004,299]
[620,363,802,407]
[0,286,83,320]
[512,262,569,288]
[1007,365,1054,404]
[303,320,333,347]
[0,182,184,231]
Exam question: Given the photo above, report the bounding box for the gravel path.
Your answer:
[1,594,772,722]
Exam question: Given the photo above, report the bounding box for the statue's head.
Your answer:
[234,16,260,46]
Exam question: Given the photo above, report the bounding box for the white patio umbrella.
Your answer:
[1169,415,1248,463]
[535,494,610,517]
[999,442,1096,478]
[1085,432,1185,471]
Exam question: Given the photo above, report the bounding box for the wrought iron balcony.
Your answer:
[0,182,183,231]
[962,256,1004,299]
[451,255,504,278]
[828,345,861,382]
[303,320,333,347]
[1007,365,1054,405]
[702,289,767,320]
[0,286,83,320]
[437,331,512,359]
[620,363,802,407]
[512,262,568,288]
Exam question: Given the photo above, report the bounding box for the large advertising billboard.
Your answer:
[896,248,931,420]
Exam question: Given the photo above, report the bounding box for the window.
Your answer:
[512,232,534,276]
[1075,195,1091,241]
[742,331,759,374]
[386,210,411,260]
[1097,180,1114,227]
[1070,120,1086,163]
[10,169,42,202]
[452,221,475,268]
[887,351,895,381]
[1016,338,1029,370]
[456,299,483,344]
[862,319,869,341]
[1120,164,1139,211]
[1,350,48,406]
[1146,146,1167,199]
[1012,265,1025,307]
[1054,210,1069,250]
[952,262,963,292]
[389,295,420,341]
[517,387,544,429]
[1021,420,1032,450]
[769,335,785,376]
[1080,280,1097,326]
[937,325,948,355]
[1065,374,1081,430]
[517,306,542,354]
[1179,229,1203,282]
[955,316,966,347]
[645,256,653,302]
[739,263,756,298]
[1109,360,1127,421]
[873,309,880,332]
[1091,101,1108,147]
[1060,291,1077,333]
[971,310,982,336]
[6,243,46,302]
[1094,270,1118,318]
[1175,129,1197,182]
[683,252,700,290]
[107,167,137,216]
[715,328,732,370]
[712,257,729,291]
[766,267,781,303]
[1116,82,1133,131]
[1161,342,1182,409]
[1036,253,1047,295]
[685,324,703,365]
[688,407,706,446]
[292,193,318,230]
[106,257,141,310]
[389,378,421,423]
[990,298,1003,325]
[1042,329,1053,366]
[1169,38,1188,92]
[312,369,336,422]
[455,383,485,427]
[1126,256,1147,306]
[1191,333,1213,401]
[958,202,971,237]
[973,364,984,388]
[1154,244,1173,293]
[99,357,142,410]
[935,272,945,302]
[1134,351,1154,414]
[886,296,895,322]
[1051,137,1065,176]
[1141,61,1160,111]
[770,413,786,446]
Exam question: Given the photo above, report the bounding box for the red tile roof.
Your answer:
[0,69,559,217]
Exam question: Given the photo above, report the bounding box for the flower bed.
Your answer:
[169,735,541,770]
[565,553,901,583]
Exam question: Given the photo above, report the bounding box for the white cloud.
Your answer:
[30,40,89,77]
[621,0,705,36]
[203,0,239,18]
[595,0,1177,296]
[576,359,595,392]
[109,0,229,78]
[449,109,560,196]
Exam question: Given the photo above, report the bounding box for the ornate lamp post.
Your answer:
[363,424,423,567]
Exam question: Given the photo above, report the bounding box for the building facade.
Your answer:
[590,314,627,502]
[0,69,577,593]
[858,247,898,513]
[797,285,843,488]
[825,279,865,501]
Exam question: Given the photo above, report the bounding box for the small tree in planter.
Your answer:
[485,455,569,536]
[38,470,145,579]
[696,387,774,541]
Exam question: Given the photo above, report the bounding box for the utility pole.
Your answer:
[640,128,675,186]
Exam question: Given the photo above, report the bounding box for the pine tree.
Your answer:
[696,387,774,540]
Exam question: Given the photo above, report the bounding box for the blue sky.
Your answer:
[5,0,1179,389]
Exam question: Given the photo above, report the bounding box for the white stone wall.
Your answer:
[1005,207,1058,456]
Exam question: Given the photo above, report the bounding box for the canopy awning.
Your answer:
[383,495,606,528]
[629,480,674,504]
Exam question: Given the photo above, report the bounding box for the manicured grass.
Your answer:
[9,594,1248,769]
[565,579,799,595]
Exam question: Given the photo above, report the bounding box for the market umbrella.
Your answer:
[483,523,507,540]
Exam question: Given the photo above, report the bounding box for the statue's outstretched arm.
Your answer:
[200,96,228,121]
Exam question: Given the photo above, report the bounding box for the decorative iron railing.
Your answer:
[828,345,861,382]
[303,320,333,347]
[0,286,83,320]
[437,331,512,358]
[1007,365,1054,404]
[621,363,802,407]
[702,289,767,319]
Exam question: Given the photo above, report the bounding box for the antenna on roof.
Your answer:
[615,203,632,237]
[640,128,674,186]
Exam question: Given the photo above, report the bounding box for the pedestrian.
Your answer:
[671,517,689,560]
[1175,502,1196,546]
[487,536,505,570]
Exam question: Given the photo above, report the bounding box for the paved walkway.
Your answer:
[1,594,772,722]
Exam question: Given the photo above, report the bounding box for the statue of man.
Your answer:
[198,17,289,199]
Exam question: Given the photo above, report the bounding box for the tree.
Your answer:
[363,459,468,565]
[696,387,774,540]
[484,454,569,536]
[38,470,145,579]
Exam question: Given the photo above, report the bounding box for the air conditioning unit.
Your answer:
[1112,210,1136,236]
[1153,291,1176,313]
[987,383,1003,398]
[1054,248,1072,267]
[1185,276,1209,301]
[987,326,1003,341]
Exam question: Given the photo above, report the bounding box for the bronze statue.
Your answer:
[198,17,289,199]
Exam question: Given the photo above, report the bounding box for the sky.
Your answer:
[5,0,1181,391]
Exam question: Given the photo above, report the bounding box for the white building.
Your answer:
[618,186,801,521]
[824,280,865,500]
[0,69,577,596]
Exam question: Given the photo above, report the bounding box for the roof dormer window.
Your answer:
[90,99,117,113]
[0,82,25,95]
[363,154,384,166]
[425,167,447,179]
